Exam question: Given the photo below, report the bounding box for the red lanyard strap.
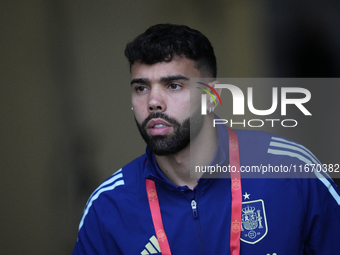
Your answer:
[146,179,172,255]
[228,127,242,255]
[146,127,242,255]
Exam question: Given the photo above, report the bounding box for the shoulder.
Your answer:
[77,153,148,230]
[235,129,340,206]
[234,129,320,166]
[97,153,148,198]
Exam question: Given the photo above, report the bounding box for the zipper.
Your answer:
[191,199,206,255]
[191,200,198,218]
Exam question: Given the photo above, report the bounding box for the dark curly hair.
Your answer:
[124,24,217,78]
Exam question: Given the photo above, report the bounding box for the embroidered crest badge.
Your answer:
[240,199,268,244]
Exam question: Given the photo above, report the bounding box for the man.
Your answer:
[73,24,340,254]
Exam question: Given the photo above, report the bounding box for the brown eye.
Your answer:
[169,83,182,90]
[135,86,147,92]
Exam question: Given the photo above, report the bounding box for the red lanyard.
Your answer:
[146,178,172,255]
[228,127,242,255]
[146,127,242,255]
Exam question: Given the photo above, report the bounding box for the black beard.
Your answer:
[135,108,203,156]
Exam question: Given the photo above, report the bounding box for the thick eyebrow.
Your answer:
[160,75,189,83]
[130,75,189,86]
[130,78,149,86]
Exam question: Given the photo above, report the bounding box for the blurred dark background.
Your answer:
[1,1,340,254]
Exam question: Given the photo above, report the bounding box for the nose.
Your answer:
[148,86,166,113]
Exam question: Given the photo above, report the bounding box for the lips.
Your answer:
[147,118,173,136]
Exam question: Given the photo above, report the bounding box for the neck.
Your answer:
[155,114,217,190]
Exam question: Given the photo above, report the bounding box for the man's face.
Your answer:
[130,57,203,156]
